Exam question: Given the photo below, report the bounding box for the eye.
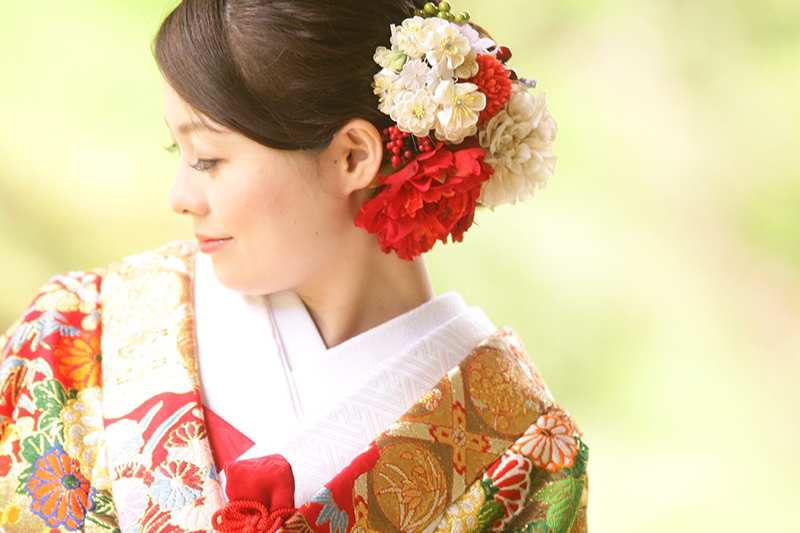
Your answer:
[164,142,180,154]
[189,159,218,173]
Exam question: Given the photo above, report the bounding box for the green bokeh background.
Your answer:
[2,0,799,530]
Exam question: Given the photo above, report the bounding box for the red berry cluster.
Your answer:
[381,126,437,169]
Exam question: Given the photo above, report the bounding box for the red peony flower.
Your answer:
[470,54,514,124]
[355,138,493,260]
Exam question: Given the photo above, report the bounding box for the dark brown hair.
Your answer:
[154,0,427,151]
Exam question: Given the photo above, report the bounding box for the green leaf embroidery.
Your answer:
[93,493,116,516]
[21,433,52,465]
[32,379,69,439]
[33,378,69,413]
[535,476,585,533]
[15,464,34,496]
[567,437,589,480]
[478,478,505,530]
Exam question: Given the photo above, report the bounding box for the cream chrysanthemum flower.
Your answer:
[399,59,432,92]
[394,89,437,137]
[391,16,436,60]
[425,21,471,72]
[373,68,402,115]
[478,85,558,209]
[433,80,486,143]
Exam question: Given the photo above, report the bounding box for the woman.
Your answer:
[0,0,587,531]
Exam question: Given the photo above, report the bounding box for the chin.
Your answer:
[209,260,287,296]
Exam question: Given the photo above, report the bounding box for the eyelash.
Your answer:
[164,143,218,173]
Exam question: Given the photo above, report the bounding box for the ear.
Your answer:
[326,119,383,195]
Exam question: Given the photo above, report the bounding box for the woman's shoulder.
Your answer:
[0,241,196,358]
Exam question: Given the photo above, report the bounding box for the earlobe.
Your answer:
[336,119,383,194]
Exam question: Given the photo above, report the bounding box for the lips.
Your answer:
[195,234,232,254]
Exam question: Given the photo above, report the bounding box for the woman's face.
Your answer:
[163,83,355,294]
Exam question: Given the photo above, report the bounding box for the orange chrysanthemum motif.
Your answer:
[511,414,578,472]
[26,444,96,530]
[55,334,102,391]
[469,54,513,125]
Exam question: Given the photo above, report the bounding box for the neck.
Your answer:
[295,250,435,349]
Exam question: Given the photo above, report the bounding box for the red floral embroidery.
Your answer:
[355,139,493,260]
[484,452,532,527]
[469,54,513,124]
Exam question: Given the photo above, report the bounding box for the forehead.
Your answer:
[163,81,229,137]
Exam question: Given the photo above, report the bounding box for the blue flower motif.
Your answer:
[148,468,201,511]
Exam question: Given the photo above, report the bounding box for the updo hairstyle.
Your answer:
[155,0,429,151]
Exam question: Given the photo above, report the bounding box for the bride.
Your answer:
[0,1,587,532]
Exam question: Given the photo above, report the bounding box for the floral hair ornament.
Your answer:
[355,1,558,260]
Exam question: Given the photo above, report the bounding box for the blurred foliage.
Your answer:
[1,0,799,531]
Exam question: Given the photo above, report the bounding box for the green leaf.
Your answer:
[480,477,501,501]
[93,493,116,516]
[478,478,505,529]
[535,476,585,533]
[38,410,64,438]
[15,464,33,495]
[33,378,69,413]
[568,437,589,480]
[21,433,52,465]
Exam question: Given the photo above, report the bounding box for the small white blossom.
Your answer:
[458,24,496,55]
[426,59,455,89]
[374,46,389,68]
[398,59,432,92]
[394,89,438,137]
[478,85,558,209]
[392,16,436,60]
[433,80,486,143]
[425,21,471,72]
[373,68,402,115]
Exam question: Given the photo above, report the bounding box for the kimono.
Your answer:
[0,242,589,533]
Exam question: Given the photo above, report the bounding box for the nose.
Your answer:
[168,165,209,216]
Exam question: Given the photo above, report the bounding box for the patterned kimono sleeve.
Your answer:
[434,407,589,533]
[0,270,118,532]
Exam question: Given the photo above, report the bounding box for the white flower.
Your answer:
[394,89,438,137]
[392,17,436,60]
[478,85,558,209]
[425,21,471,72]
[454,48,479,79]
[373,68,402,115]
[433,80,486,143]
[399,59,432,92]
[426,59,455,89]
[374,46,389,68]
[389,88,410,122]
[458,24,496,55]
